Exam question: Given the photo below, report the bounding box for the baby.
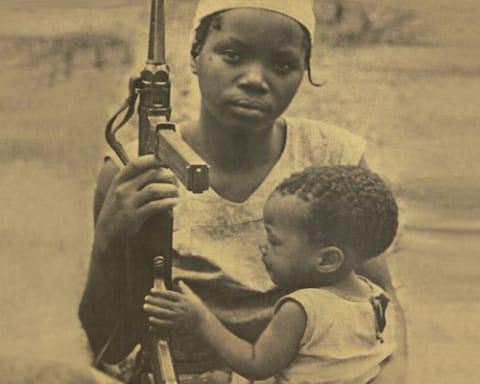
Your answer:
[144,165,398,383]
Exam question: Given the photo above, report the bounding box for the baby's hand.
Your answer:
[144,281,210,334]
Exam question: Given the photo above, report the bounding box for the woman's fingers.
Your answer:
[137,198,179,220]
[116,155,162,183]
[98,155,181,238]
[135,167,178,191]
[116,158,177,194]
[117,158,179,214]
[133,183,179,208]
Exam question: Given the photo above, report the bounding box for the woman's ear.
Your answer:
[316,246,345,273]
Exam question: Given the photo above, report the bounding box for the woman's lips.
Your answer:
[231,99,269,111]
[228,99,270,118]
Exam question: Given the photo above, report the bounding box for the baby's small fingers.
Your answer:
[144,296,177,312]
[143,303,176,319]
[177,280,194,295]
[148,317,173,329]
[150,288,182,301]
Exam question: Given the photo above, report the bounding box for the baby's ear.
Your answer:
[316,246,345,273]
[191,56,199,75]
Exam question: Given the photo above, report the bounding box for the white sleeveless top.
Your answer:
[274,279,396,384]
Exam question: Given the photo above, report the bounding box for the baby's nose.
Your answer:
[258,243,268,255]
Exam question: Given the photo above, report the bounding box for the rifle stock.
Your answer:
[104,1,209,383]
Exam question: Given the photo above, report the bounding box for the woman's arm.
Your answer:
[356,256,407,384]
[79,159,141,363]
[79,156,179,363]
[357,155,407,383]
[145,282,306,381]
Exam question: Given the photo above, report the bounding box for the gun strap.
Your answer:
[94,78,138,367]
[105,77,139,165]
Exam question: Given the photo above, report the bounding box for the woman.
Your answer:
[79,1,406,382]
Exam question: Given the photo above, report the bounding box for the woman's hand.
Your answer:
[95,155,179,245]
[144,281,211,334]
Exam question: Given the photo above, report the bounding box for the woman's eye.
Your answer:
[273,62,294,73]
[221,49,241,62]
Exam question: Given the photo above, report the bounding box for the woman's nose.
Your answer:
[238,62,269,94]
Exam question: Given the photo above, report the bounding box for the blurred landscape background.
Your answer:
[0,0,479,383]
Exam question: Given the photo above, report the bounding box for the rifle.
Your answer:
[103,1,209,383]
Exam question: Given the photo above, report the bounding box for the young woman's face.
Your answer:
[261,192,317,288]
[192,8,307,132]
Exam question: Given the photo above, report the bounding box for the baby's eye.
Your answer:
[267,235,282,247]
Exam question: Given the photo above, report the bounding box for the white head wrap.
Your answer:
[192,0,315,41]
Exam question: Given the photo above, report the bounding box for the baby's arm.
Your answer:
[144,281,306,380]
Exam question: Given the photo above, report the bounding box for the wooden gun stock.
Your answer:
[149,256,178,384]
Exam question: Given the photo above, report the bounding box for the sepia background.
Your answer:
[0,0,479,383]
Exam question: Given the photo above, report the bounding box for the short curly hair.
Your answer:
[275,166,398,261]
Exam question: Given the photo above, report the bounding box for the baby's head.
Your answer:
[190,0,318,85]
[260,166,398,288]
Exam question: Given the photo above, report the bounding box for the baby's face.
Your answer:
[261,192,317,288]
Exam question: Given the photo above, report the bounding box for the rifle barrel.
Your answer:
[148,0,166,65]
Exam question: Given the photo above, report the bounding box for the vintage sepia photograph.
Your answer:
[0,1,478,383]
